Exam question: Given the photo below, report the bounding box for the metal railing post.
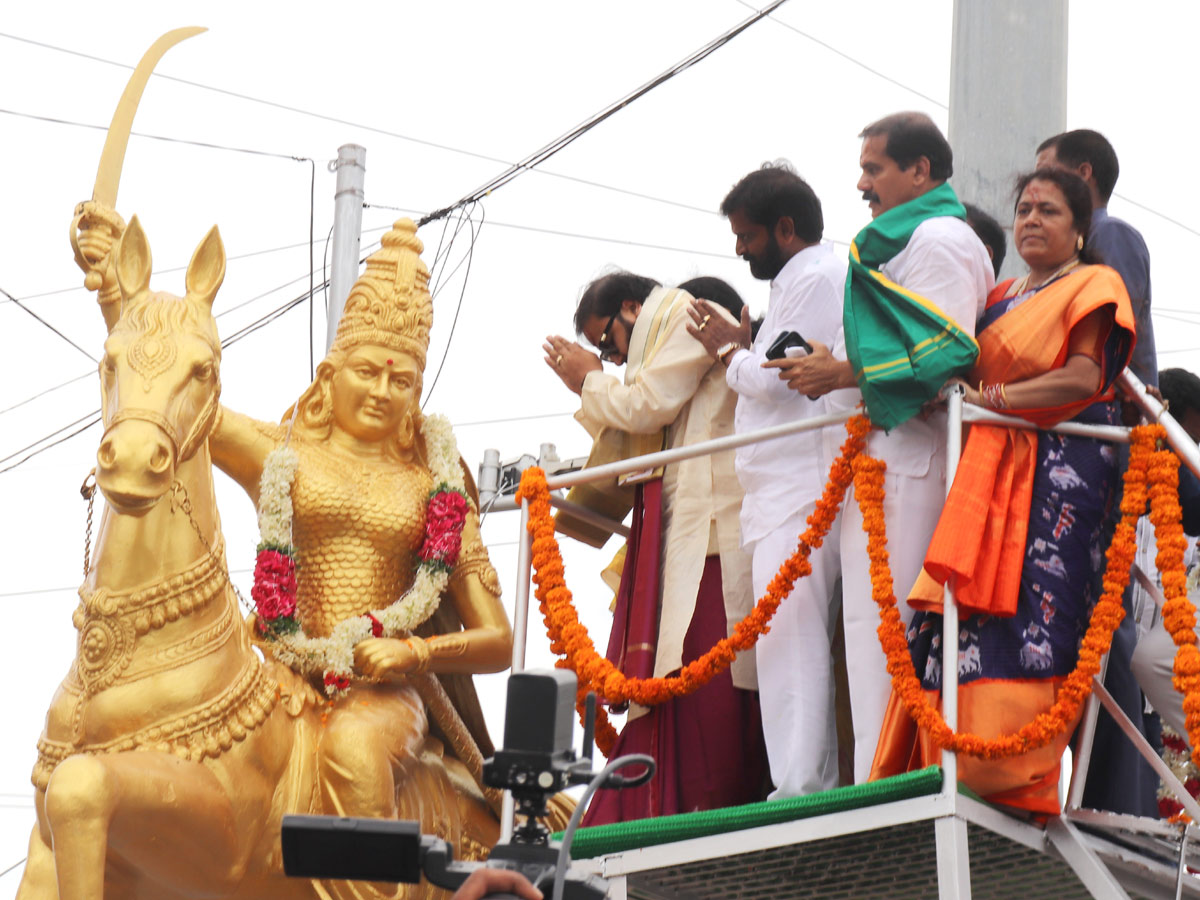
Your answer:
[499,497,533,843]
[940,386,965,796]
[936,386,972,898]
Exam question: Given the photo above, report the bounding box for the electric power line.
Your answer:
[0,33,716,219]
[736,0,948,109]
[418,0,791,227]
[5,235,341,306]
[423,203,485,409]
[304,158,316,380]
[366,201,743,259]
[0,273,331,474]
[453,410,578,429]
[0,857,27,880]
[0,106,309,163]
[0,412,101,474]
[0,370,92,416]
[1112,191,1200,241]
[0,286,97,362]
[0,226,397,427]
[1151,312,1200,328]
[3,5,787,471]
[737,0,1200,245]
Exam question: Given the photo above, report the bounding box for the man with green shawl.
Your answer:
[766,112,993,782]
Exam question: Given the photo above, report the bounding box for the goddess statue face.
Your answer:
[329,345,421,444]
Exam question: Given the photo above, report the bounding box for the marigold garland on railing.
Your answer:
[516,414,872,755]
[1148,442,1200,759]
[520,413,1200,764]
[863,422,1190,759]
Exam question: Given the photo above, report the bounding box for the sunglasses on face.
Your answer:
[597,312,621,362]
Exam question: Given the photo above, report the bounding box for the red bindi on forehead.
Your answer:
[386,358,394,366]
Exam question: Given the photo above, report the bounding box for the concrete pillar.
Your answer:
[327,144,366,349]
[948,1,1067,280]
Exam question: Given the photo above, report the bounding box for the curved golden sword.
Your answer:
[71,27,206,290]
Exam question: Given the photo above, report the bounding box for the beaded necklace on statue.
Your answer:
[250,413,468,697]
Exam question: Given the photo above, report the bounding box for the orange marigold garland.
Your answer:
[1147,440,1200,761]
[863,423,1165,758]
[517,414,872,755]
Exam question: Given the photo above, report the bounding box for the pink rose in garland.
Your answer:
[252,547,299,634]
[420,488,469,567]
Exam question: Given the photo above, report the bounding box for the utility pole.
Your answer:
[326,144,366,349]
[948,1,1067,280]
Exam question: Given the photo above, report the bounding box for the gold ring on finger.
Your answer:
[556,355,564,365]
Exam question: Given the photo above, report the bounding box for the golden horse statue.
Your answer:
[16,212,512,900]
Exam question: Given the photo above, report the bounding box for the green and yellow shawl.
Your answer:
[843,182,980,430]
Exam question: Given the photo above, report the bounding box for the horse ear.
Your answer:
[185,225,226,310]
[115,215,152,302]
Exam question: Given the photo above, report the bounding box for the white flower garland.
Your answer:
[255,413,465,686]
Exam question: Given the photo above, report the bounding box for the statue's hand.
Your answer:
[70,200,126,293]
[354,637,418,680]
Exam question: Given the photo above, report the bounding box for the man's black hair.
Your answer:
[1160,368,1200,419]
[678,276,745,322]
[1036,129,1120,203]
[859,112,953,181]
[573,271,659,336]
[962,202,1007,279]
[719,163,823,244]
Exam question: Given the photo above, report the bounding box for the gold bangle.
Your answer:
[998,383,1011,409]
[405,635,432,674]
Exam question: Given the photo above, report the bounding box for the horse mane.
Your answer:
[114,294,221,358]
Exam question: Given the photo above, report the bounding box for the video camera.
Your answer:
[281,669,654,900]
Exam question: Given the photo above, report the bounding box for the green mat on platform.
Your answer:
[559,766,944,860]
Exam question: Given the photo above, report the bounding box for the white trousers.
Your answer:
[753,450,947,795]
[840,458,947,783]
[1132,617,1194,741]
[752,505,840,798]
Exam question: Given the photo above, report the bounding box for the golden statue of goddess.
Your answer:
[210,219,513,856]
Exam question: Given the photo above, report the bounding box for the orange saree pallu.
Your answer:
[871,265,1135,813]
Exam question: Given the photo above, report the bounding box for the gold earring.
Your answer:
[1076,234,1084,251]
[397,411,415,450]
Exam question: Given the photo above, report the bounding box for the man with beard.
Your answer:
[687,163,849,796]
[768,113,993,782]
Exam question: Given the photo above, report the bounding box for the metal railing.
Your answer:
[499,367,1200,866]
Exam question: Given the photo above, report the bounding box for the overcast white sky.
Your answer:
[2,0,1199,891]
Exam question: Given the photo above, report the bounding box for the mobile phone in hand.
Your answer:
[765,330,813,361]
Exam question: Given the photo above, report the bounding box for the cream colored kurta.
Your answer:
[575,286,755,691]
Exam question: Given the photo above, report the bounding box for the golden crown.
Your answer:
[329,219,432,365]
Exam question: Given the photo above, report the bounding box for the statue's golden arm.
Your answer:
[355,509,513,680]
[435,509,512,673]
[207,405,277,506]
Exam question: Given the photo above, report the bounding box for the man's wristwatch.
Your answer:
[716,341,743,365]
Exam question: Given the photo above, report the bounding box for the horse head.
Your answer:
[96,216,225,513]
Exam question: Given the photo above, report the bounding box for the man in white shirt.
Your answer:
[687,164,848,797]
[769,112,993,782]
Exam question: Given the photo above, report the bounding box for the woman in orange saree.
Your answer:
[870,168,1135,814]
